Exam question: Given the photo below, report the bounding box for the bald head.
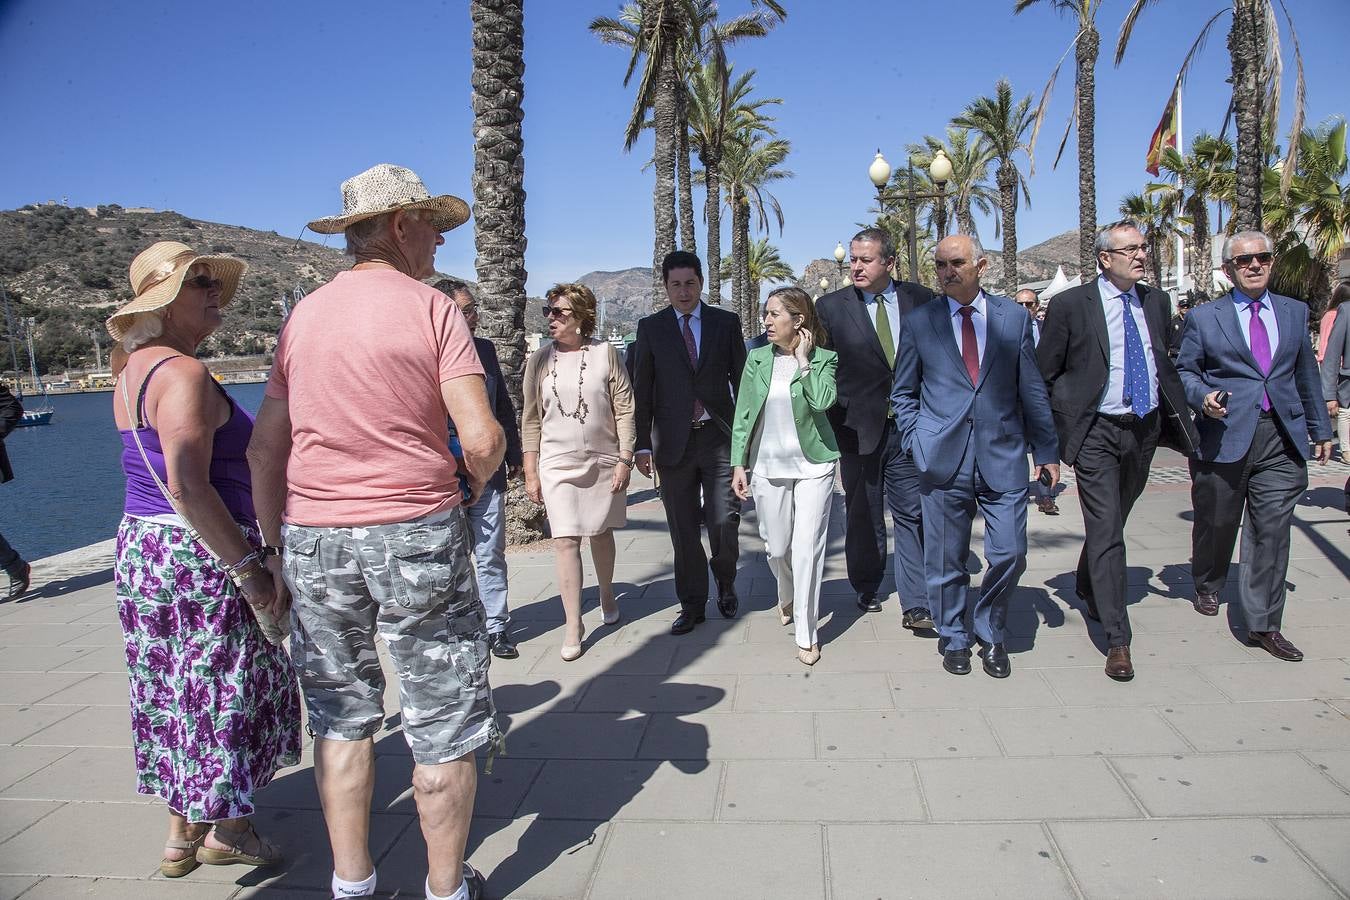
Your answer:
[934,234,987,304]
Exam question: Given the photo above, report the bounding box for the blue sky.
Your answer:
[2,0,1345,296]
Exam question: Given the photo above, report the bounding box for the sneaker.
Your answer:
[3,561,30,601]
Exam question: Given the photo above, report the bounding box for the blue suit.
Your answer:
[893,293,1058,650]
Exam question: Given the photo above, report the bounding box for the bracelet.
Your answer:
[617,456,634,467]
[222,551,263,586]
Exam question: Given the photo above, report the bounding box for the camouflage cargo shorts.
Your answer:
[282,506,503,765]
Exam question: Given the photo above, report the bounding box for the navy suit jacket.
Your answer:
[1175,291,1332,463]
[892,293,1058,493]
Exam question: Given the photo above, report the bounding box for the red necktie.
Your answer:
[682,313,705,421]
[958,306,979,385]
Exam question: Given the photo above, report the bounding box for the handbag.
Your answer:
[120,370,287,646]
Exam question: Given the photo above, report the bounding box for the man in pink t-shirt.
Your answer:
[248,164,504,900]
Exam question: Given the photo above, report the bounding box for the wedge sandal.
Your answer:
[160,832,207,878]
[196,822,283,868]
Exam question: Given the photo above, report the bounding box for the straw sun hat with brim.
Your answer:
[305,163,471,235]
[105,241,247,341]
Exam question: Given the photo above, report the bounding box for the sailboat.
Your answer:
[2,282,54,428]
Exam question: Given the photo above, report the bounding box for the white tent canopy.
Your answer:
[1038,265,1081,301]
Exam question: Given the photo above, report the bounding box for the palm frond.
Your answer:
[1274,0,1307,199]
[1113,0,1165,64]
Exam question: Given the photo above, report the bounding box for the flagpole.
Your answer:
[1174,87,1189,298]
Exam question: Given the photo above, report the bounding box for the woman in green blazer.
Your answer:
[730,287,839,665]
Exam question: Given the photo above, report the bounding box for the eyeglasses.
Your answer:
[1228,252,1274,268]
[182,275,222,290]
[542,305,574,319]
[1103,244,1150,257]
[459,303,479,315]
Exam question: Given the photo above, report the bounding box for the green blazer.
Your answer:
[730,345,840,467]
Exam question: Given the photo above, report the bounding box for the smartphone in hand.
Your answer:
[1215,390,1230,408]
[1038,468,1054,487]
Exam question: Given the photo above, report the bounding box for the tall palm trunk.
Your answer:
[997,160,1018,294]
[676,83,697,254]
[1229,0,1264,232]
[471,0,542,543]
[1075,24,1100,278]
[1189,199,1212,295]
[648,1,679,307]
[704,152,723,304]
[728,185,745,320]
[1148,232,1164,289]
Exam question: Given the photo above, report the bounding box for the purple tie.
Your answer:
[1248,300,1272,411]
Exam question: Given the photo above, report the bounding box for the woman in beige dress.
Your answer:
[523,283,636,660]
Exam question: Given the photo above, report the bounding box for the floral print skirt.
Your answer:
[114,515,301,822]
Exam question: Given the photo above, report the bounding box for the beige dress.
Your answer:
[521,339,636,537]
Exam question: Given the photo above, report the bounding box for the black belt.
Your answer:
[690,419,710,429]
[1098,409,1156,427]
[1258,409,1274,419]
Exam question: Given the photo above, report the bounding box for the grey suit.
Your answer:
[1322,309,1350,406]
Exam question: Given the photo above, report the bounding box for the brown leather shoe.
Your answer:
[1193,591,1220,617]
[1247,630,1303,661]
[1105,645,1134,681]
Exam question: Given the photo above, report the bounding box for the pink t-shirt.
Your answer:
[265,268,484,526]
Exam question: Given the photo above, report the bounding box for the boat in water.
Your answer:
[3,282,55,428]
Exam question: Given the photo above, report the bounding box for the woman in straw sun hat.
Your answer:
[108,241,300,878]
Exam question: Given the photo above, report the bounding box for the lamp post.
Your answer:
[869,148,953,282]
[833,242,847,286]
[818,276,830,299]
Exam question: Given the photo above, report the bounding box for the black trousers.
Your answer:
[838,420,925,608]
[656,423,741,614]
[1190,416,1307,632]
[0,528,21,575]
[1072,411,1160,648]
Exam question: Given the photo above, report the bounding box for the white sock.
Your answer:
[425,876,469,900]
[332,869,377,898]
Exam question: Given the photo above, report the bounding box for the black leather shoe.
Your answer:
[716,582,739,619]
[3,561,30,602]
[856,593,882,613]
[489,632,519,659]
[982,643,1011,678]
[463,863,487,900]
[1247,630,1303,661]
[1193,591,1220,616]
[671,610,705,635]
[902,607,935,630]
[943,648,972,675]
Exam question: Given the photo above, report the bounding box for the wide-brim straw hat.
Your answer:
[106,241,247,341]
[306,163,470,235]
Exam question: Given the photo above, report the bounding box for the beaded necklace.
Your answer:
[549,343,590,424]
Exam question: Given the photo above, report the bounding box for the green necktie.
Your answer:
[875,294,895,369]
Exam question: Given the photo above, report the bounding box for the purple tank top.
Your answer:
[120,357,256,524]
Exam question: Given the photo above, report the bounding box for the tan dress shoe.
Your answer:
[1105,645,1134,680]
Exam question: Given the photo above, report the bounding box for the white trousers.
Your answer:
[751,470,835,650]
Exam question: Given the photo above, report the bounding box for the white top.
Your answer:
[1096,275,1159,415]
[749,352,835,480]
[946,292,988,365]
[862,281,901,360]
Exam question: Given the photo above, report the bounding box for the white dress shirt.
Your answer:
[946,292,988,365]
[1096,275,1159,415]
[863,282,900,360]
[1231,290,1280,355]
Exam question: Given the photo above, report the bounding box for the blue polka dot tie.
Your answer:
[1121,293,1150,417]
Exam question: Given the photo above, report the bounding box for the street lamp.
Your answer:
[818,276,831,296]
[833,242,847,285]
[869,148,954,282]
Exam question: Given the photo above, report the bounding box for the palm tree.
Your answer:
[953,78,1036,294]
[1147,133,1234,297]
[905,127,998,241]
[1262,118,1349,309]
[1017,0,1102,279]
[722,237,794,315]
[470,0,541,541]
[717,129,791,335]
[686,63,780,305]
[1119,191,1176,289]
[1115,0,1306,232]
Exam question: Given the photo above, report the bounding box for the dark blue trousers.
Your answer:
[838,420,926,609]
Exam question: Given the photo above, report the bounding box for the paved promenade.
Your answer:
[2,455,1348,899]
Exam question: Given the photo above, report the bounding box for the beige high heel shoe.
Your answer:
[561,624,587,662]
[778,604,793,626]
[797,644,820,666]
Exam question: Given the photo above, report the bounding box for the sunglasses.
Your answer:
[542,305,574,319]
[182,275,223,291]
[1229,252,1274,268]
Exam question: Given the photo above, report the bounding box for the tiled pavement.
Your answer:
[2,455,1348,899]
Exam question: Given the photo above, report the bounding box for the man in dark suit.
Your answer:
[817,227,935,626]
[1037,219,1199,680]
[0,381,31,601]
[1176,231,1333,660]
[1018,288,1059,516]
[894,236,1059,678]
[629,250,747,634]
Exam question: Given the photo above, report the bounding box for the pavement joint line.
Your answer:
[977,706,1012,758]
[908,755,936,822]
[709,759,729,823]
[1102,756,1153,818]
[1038,818,1088,900]
[0,798,66,848]
[819,821,832,900]
[1267,815,1350,900]
[1151,701,1202,753]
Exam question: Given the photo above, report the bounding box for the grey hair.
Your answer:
[1093,219,1146,256]
[120,311,164,352]
[343,207,431,257]
[851,227,896,260]
[1221,230,1274,262]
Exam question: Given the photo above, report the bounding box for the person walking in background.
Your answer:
[627,250,746,635]
[1037,219,1198,681]
[1177,232,1333,661]
[894,236,1059,679]
[731,287,839,666]
[0,380,31,601]
[1017,288,1059,516]
[522,283,636,661]
[816,228,935,628]
[248,164,503,900]
[1316,282,1345,365]
[107,241,300,878]
[1320,283,1350,465]
[435,278,524,660]
[1167,295,1193,360]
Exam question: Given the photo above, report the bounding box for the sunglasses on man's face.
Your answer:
[182,275,223,291]
[542,305,573,319]
[1229,252,1274,268]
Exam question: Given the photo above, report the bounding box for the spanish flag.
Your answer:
[1145,81,1181,176]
